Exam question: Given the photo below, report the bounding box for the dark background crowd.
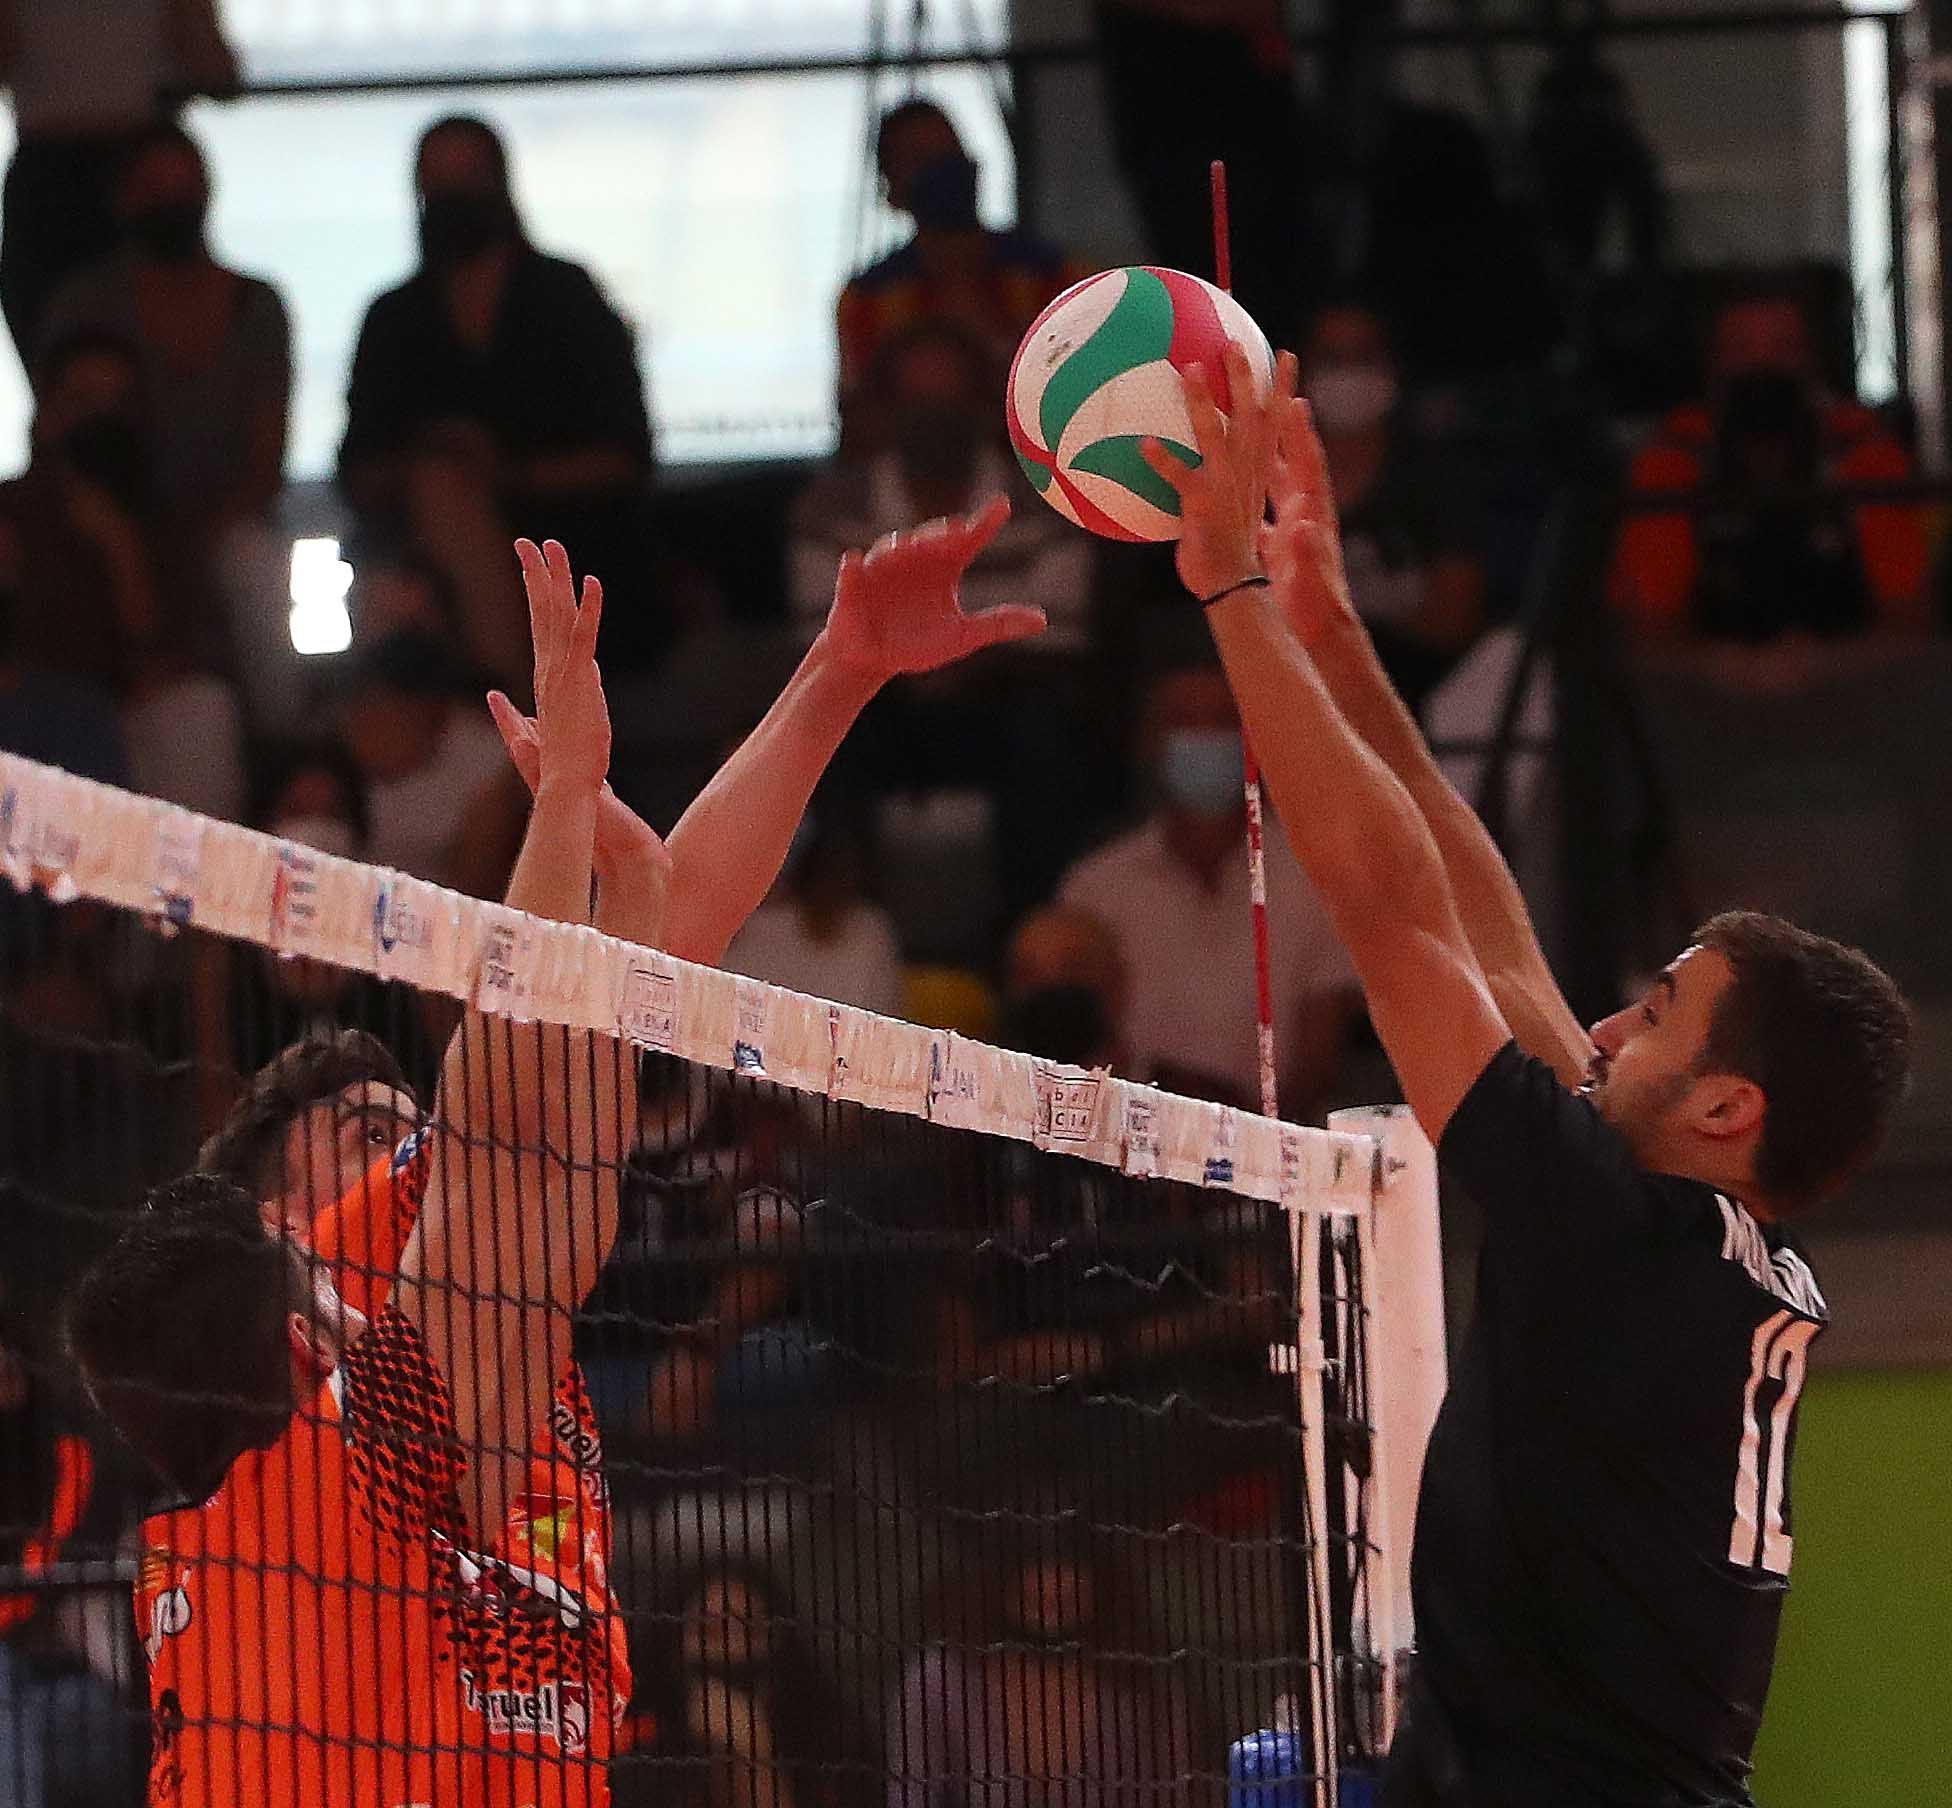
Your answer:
[0,0,1948,1804]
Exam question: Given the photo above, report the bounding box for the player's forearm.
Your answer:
[1206,590,1456,949]
[1308,609,1592,1078]
[662,633,880,964]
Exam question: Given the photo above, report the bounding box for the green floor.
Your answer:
[1750,1367,1952,1805]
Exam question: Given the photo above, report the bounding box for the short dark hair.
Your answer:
[66,1175,305,1498]
[875,99,957,173]
[197,1029,413,1200]
[1693,911,1911,1210]
[417,113,513,192]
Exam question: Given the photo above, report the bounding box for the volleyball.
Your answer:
[1006,265,1275,542]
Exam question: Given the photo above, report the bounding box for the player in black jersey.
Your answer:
[1141,347,1911,1807]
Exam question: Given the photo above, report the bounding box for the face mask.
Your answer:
[1159,728,1245,818]
[60,415,148,506]
[126,201,206,263]
[1306,363,1398,433]
[274,814,360,861]
[906,152,981,231]
[418,191,511,266]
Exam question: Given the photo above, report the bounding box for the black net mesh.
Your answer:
[0,772,1387,1808]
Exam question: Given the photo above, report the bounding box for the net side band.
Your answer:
[0,752,1377,1214]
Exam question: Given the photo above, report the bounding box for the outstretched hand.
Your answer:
[486,689,672,904]
[820,496,1047,682]
[513,537,611,795]
[1262,396,1359,649]
[1139,344,1296,604]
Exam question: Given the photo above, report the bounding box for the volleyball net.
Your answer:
[0,753,1444,1808]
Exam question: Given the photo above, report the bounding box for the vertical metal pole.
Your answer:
[1887,9,1913,404]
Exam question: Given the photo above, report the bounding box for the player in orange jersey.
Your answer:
[70,538,645,1807]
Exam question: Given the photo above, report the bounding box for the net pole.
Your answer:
[1293,1204,1339,1808]
[1210,158,1280,1122]
[1331,1104,1448,1752]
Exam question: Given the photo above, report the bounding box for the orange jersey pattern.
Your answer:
[139,1133,628,1808]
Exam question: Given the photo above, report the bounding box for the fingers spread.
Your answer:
[1140,435,1196,496]
[571,573,605,663]
[955,495,1012,560]
[962,602,1049,651]
[1181,363,1228,463]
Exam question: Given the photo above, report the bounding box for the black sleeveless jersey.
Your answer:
[1409,1043,1826,1806]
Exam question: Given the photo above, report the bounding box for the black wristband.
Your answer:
[1199,575,1271,610]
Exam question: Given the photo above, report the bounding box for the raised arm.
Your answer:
[396,540,629,1540]
[1262,400,1595,1088]
[656,499,1045,966]
[1141,352,1510,1141]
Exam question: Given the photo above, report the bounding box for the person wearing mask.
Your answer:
[1058,648,1358,1113]
[339,114,657,687]
[792,319,1102,916]
[0,0,238,361]
[1299,301,1486,711]
[836,100,1084,448]
[1610,285,1931,649]
[41,122,290,554]
[0,326,246,816]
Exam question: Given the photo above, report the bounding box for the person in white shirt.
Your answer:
[724,809,905,1017]
[1059,654,1360,1114]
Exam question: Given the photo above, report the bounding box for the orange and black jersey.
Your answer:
[138,1133,628,1807]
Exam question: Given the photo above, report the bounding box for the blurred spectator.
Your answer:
[0,559,129,786]
[41,122,289,552]
[673,1562,870,1808]
[888,1537,1192,1808]
[194,742,443,1097]
[1609,286,1931,646]
[332,626,525,895]
[1314,0,1558,388]
[793,319,1104,917]
[837,101,1084,449]
[0,1321,142,1808]
[1095,0,1308,328]
[0,0,237,360]
[792,321,1092,649]
[1058,652,1358,1113]
[641,1183,831,1446]
[1300,301,1486,710]
[724,811,904,1018]
[0,327,245,816]
[1525,35,1667,292]
[338,114,657,689]
[1000,903,1128,1071]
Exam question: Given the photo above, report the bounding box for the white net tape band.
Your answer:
[0,753,1379,1215]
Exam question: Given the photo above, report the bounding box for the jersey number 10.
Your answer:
[1728,1308,1819,1577]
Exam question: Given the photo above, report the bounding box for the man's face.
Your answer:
[880,109,963,213]
[1582,946,1736,1163]
[1147,668,1246,831]
[271,1081,419,1238]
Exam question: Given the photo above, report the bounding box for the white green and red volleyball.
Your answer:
[1006,265,1275,542]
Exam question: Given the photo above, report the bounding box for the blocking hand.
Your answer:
[820,497,1047,681]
